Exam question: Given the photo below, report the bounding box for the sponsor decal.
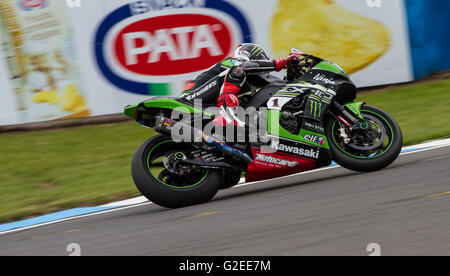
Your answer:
[317,137,326,146]
[255,154,298,168]
[271,141,319,159]
[277,85,309,94]
[95,0,252,95]
[304,133,326,145]
[183,79,218,100]
[313,73,337,85]
[303,133,317,143]
[115,15,229,76]
[18,0,48,10]
[304,122,325,133]
[310,89,336,100]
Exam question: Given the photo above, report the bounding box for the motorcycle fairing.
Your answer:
[246,147,317,182]
[246,136,331,182]
[124,97,215,123]
[266,110,329,149]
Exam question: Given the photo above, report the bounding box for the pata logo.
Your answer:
[95,0,252,95]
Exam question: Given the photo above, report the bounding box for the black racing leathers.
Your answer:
[181,58,279,105]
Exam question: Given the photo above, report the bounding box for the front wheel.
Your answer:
[326,105,403,172]
[131,135,222,208]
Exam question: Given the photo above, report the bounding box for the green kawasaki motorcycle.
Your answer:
[124,52,403,208]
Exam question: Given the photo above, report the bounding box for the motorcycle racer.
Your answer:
[126,44,403,209]
[181,43,304,127]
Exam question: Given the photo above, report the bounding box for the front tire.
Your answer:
[326,105,403,172]
[131,135,221,208]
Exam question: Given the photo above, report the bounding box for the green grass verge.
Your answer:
[0,79,449,223]
[356,79,450,145]
[0,122,155,223]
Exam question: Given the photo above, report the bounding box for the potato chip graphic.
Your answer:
[32,90,59,105]
[62,84,87,113]
[271,0,390,74]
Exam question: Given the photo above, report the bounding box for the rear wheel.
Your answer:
[326,105,403,172]
[131,135,221,208]
[220,170,243,190]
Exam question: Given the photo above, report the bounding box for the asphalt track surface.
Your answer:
[0,145,449,256]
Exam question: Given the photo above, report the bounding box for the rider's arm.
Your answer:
[182,61,224,93]
[241,60,277,75]
[241,56,299,75]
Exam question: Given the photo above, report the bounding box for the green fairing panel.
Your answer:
[344,102,365,120]
[267,110,330,149]
[264,103,365,147]
[124,104,139,119]
[124,98,214,119]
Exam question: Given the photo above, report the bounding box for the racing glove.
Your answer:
[215,92,244,127]
[274,54,303,71]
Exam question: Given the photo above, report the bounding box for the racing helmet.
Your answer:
[231,43,270,61]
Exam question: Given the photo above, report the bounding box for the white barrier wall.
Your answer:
[0,0,413,125]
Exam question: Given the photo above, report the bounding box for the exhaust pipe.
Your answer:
[153,116,254,164]
[202,134,253,164]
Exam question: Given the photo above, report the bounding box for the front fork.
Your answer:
[328,102,370,144]
[331,102,367,132]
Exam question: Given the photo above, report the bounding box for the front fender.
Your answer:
[344,102,365,120]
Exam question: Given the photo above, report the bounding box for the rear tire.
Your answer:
[131,135,221,208]
[326,105,403,172]
[220,170,242,190]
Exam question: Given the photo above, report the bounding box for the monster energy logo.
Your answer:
[309,100,322,118]
[250,45,265,57]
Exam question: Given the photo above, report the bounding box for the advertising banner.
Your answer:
[0,0,414,126]
[0,0,89,125]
